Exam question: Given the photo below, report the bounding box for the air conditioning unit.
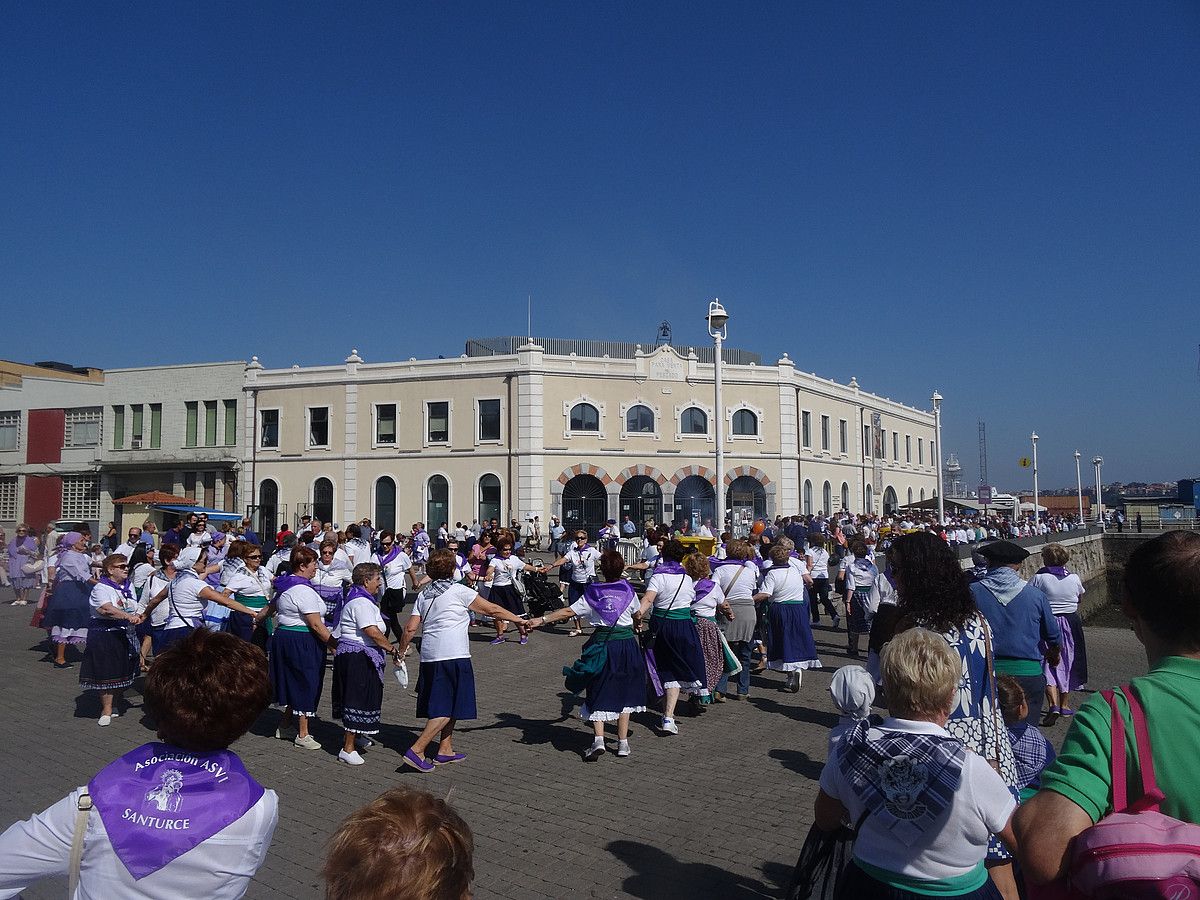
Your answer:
[131,438,143,449]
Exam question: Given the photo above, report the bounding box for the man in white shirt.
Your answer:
[115,527,143,561]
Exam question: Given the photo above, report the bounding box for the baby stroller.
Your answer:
[522,567,565,617]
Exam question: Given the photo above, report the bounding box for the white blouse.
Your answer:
[333,596,387,644]
[646,571,695,611]
[275,584,324,628]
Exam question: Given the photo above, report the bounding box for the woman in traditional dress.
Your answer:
[637,539,708,735]
[223,542,274,647]
[712,539,758,700]
[142,546,264,654]
[753,543,821,693]
[43,532,93,669]
[683,552,731,707]
[374,530,413,641]
[314,539,353,628]
[837,539,878,657]
[1028,543,1088,721]
[79,554,143,726]
[529,550,647,760]
[396,549,531,773]
[331,562,402,766]
[7,524,40,606]
[481,536,531,645]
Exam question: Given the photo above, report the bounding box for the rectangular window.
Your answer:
[64,408,101,447]
[918,437,924,465]
[801,411,811,448]
[112,406,125,449]
[0,475,16,520]
[863,424,872,458]
[131,404,144,445]
[260,410,279,449]
[0,411,18,451]
[820,415,830,452]
[308,407,330,448]
[427,401,449,443]
[185,402,198,447]
[183,471,196,499]
[204,401,218,447]
[223,399,237,446]
[149,404,162,449]
[906,435,912,463]
[839,419,848,454]
[478,399,501,442]
[893,432,899,461]
[61,475,100,519]
[375,404,397,445]
[203,471,216,509]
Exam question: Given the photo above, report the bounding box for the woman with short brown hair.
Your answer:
[79,553,143,726]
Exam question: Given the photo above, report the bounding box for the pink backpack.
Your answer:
[1065,684,1200,898]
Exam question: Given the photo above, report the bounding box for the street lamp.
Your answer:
[1092,456,1104,529]
[931,392,944,526]
[707,299,729,536]
[1031,432,1040,529]
[1074,450,1084,525]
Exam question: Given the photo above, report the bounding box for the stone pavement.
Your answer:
[0,587,1147,900]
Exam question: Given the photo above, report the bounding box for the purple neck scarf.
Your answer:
[99,575,134,601]
[1037,566,1070,580]
[331,584,378,629]
[581,580,636,627]
[376,545,400,567]
[7,535,36,559]
[709,557,747,569]
[655,561,685,575]
[693,578,717,605]
[272,573,311,595]
[88,742,264,880]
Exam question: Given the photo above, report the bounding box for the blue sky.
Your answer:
[2,3,1197,488]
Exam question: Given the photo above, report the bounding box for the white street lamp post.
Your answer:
[931,392,944,526]
[707,299,729,537]
[1074,450,1084,525]
[1031,432,1040,529]
[1093,456,1104,529]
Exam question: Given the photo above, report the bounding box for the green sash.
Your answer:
[562,625,635,693]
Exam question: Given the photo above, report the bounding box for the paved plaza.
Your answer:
[0,590,1146,900]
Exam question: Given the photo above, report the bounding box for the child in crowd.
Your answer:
[997,674,1056,801]
[324,787,474,900]
[827,664,875,755]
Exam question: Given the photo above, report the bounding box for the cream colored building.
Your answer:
[240,339,938,537]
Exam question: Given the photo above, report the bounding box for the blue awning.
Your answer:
[148,504,242,522]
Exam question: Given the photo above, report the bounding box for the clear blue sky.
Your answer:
[3,3,1197,489]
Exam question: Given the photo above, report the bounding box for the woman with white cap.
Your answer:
[42,532,94,669]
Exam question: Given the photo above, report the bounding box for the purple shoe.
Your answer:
[519,635,529,645]
[489,636,506,645]
[433,752,467,766]
[402,749,436,773]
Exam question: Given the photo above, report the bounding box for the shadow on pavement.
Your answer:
[746,693,838,729]
[608,839,780,899]
[767,748,825,780]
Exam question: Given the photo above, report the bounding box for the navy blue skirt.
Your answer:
[225,610,269,649]
[489,584,525,616]
[416,658,477,720]
[79,620,138,692]
[585,635,648,720]
[650,616,707,690]
[270,628,328,716]
[332,650,384,733]
[44,579,92,631]
[155,624,195,654]
[767,602,821,672]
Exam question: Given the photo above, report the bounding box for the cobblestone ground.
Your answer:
[0,587,1146,900]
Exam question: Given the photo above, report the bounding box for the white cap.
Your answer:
[176,546,203,571]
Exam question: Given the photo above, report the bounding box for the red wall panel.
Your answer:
[26,409,65,465]
[24,476,62,531]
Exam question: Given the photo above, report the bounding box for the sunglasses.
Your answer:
[112,564,129,569]
[247,554,262,560]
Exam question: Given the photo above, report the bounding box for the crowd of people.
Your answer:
[1,504,1197,899]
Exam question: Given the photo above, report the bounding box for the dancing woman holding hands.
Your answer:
[79,554,143,727]
[529,550,647,760]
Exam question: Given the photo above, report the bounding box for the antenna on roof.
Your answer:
[527,295,532,344]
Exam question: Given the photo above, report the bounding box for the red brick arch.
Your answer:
[723,465,772,488]
[669,464,716,487]
[613,465,668,486]
[554,463,613,486]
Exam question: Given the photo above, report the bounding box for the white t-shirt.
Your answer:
[333,596,387,644]
[275,584,324,628]
[691,580,725,618]
[565,546,601,583]
[760,566,806,603]
[314,559,352,588]
[488,555,525,587]
[808,548,831,579]
[788,554,810,577]
[225,568,273,599]
[819,718,1016,882]
[640,546,662,568]
[414,582,476,662]
[1029,572,1085,615]
[646,571,695,611]
[139,571,173,626]
[164,572,208,630]
[89,581,136,616]
[131,563,155,593]
[265,549,291,576]
[344,538,372,568]
[714,561,757,603]
[0,786,277,900]
[377,549,412,590]
[841,557,878,591]
[569,587,640,627]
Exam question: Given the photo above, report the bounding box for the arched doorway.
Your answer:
[313,477,334,525]
[676,474,715,532]
[478,474,501,525]
[620,475,662,533]
[883,486,898,515]
[726,475,766,535]
[426,475,448,530]
[563,474,607,538]
[374,477,396,533]
[257,480,278,538]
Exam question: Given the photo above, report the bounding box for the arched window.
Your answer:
[257,480,278,537]
[907,487,914,506]
[803,479,813,515]
[427,475,449,530]
[478,474,501,524]
[680,407,708,435]
[313,477,334,525]
[732,409,758,436]
[569,403,599,432]
[865,484,874,512]
[374,477,396,534]
[823,481,832,516]
[920,487,926,502]
[625,405,654,434]
[841,482,850,511]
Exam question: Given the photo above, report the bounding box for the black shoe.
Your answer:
[53,661,73,670]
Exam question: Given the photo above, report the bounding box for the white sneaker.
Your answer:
[660,718,679,735]
[338,749,365,766]
[584,741,606,761]
[98,715,112,727]
[616,740,631,758]
[354,735,374,751]
[294,734,322,750]
[109,711,120,719]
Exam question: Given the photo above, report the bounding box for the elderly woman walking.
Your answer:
[712,540,758,700]
[1028,543,1087,721]
[7,524,40,606]
[815,627,1017,899]
[79,554,143,726]
[43,532,94,669]
[753,543,821,693]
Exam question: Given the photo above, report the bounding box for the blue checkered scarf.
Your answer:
[1008,723,1055,792]
[836,721,967,845]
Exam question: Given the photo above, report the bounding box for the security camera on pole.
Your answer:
[707,299,729,536]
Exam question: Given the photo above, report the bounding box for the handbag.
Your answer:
[22,557,43,576]
[785,813,867,900]
[68,789,93,898]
